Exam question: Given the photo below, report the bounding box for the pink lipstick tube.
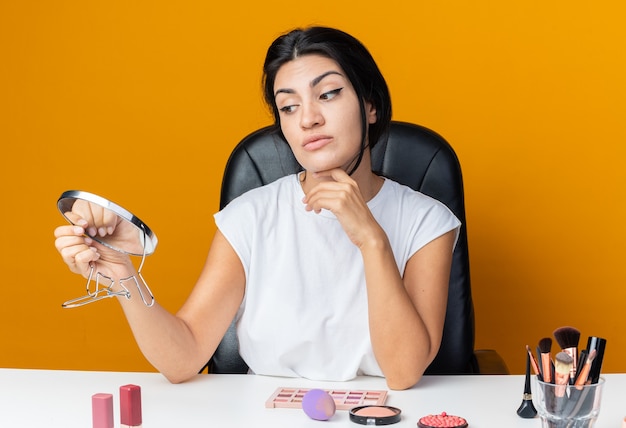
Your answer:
[120,384,142,428]
[92,393,113,428]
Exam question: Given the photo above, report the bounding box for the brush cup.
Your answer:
[532,377,605,428]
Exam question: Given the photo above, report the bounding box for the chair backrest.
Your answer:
[210,121,476,375]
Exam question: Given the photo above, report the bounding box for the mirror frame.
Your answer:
[57,190,158,256]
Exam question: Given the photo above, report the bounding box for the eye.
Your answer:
[279,104,298,114]
[320,87,343,101]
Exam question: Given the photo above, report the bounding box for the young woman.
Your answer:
[54,27,460,390]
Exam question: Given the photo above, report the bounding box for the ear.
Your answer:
[366,101,377,124]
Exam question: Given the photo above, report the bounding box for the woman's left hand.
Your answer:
[302,168,384,248]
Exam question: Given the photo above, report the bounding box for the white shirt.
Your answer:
[214,174,460,381]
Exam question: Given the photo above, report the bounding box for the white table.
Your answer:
[0,369,623,427]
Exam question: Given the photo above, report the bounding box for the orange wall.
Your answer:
[1,1,625,376]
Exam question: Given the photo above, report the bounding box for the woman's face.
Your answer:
[273,54,377,174]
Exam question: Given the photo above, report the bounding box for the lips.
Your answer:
[302,134,333,151]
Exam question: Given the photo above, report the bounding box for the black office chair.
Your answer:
[206,121,508,375]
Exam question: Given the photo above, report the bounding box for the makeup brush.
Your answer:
[554,352,573,394]
[571,337,606,419]
[573,349,588,385]
[585,336,607,384]
[535,345,544,380]
[574,349,596,389]
[561,349,598,419]
[538,337,553,383]
[517,350,537,418]
[554,326,580,382]
[553,351,574,415]
[525,345,541,377]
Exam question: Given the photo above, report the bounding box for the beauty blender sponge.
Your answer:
[302,389,336,421]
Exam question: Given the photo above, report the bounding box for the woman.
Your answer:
[54,27,460,390]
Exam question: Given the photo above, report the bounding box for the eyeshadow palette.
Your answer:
[265,387,388,410]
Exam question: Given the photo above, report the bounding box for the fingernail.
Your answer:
[98,227,107,237]
[88,227,97,237]
[73,226,84,234]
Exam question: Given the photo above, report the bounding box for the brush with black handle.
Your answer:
[585,336,606,384]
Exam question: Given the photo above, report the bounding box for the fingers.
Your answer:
[301,169,382,247]
[64,200,119,238]
[303,169,360,214]
[54,224,100,276]
[303,186,350,213]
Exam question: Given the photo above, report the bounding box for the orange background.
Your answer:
[1,1,624,376]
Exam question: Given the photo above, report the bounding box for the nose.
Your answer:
[299,101,324,129]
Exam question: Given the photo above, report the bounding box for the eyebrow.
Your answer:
[274,70,344,97]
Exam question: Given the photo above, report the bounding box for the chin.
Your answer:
[305,158,351,172]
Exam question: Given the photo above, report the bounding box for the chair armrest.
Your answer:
[473,349,510,374]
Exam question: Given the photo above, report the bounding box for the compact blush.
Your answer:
[349,405,402,425]
[417,412,468,428]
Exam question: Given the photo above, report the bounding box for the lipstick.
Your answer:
[92,393,113,428]
[120,384,142,428]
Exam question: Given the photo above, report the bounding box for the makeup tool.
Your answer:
[92,393,113,428]
[530,329,607,426]
[573,349,587,381]
[585,336,606,384]
[564,377,606,421]
[554,352,573,393]
[553,351,574,414]
[525,345,541,378]
[120,384,142,428]
[537,337,553,383]
[417,412,468,428]
[57,191,157,308]
[266,387,387,410]
[301,389,336,421]
[574,349,595,389]
[557,349,596,418]
[567,340,605,418]
[349,405,401,425]
[516,349,537,418]
[553,326,580,382]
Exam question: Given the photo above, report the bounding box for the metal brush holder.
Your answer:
[57,190,158,308]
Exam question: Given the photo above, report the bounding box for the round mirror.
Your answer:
[57,190,157,256]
